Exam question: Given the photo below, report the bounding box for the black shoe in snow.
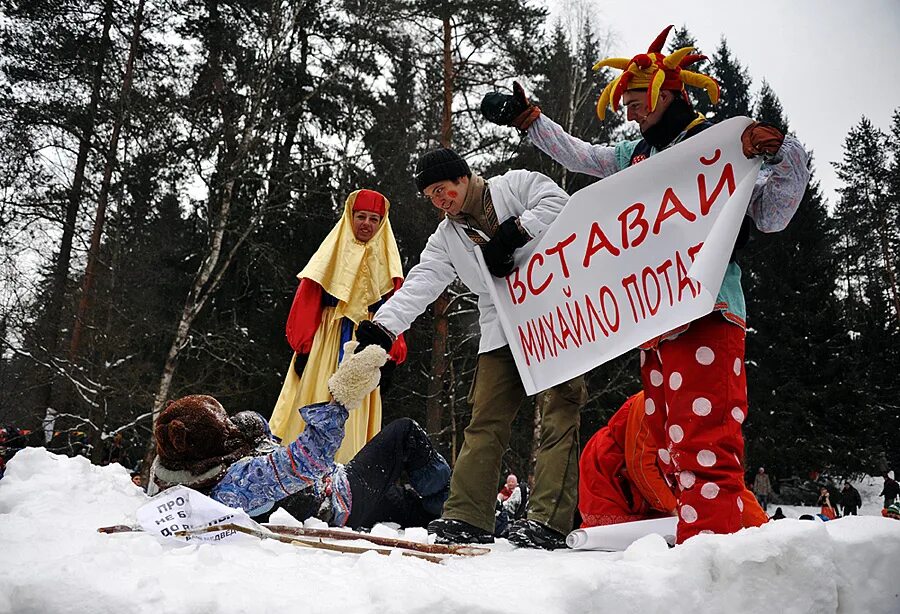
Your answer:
[507,519,567,550]
[427,518,494,545]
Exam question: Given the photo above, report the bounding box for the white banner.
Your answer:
[482,117,762,394]
[136,485,260,544]
[566,516,677,551]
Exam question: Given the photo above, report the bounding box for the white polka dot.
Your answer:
[733,358,742,376]
[650,370,663,386]
[669,371,683,390]
[640,350,646,366]
[658,448,671,464]
[737,496,744,512]
[681,504,698,523]
[692,397,712,416]
[679,471,696,489]
[731,407,745,423]
[697,449,717,467]
[700,482,720,499]
[695,346,715,365]
[668,424,684,443]
[644,398,656,415]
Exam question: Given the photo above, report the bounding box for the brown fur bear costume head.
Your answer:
[152,395,259,492]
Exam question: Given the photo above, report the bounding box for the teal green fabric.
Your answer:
[716,262,746,326]
[614,139,642,171]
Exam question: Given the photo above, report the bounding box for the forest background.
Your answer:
[1,0,898,489]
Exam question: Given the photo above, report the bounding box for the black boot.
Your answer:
[507,519,567,550]
[427,518,494,544]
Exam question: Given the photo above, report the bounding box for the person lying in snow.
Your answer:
[578,391,768,529]
[147,342,450,530]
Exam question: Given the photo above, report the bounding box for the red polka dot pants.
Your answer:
[640,313,748,543]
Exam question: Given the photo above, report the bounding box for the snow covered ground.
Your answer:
[2,448,899,614]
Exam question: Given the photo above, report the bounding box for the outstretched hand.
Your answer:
[355,320,394,353]
[481,81,541,130]
[328,341,388,409]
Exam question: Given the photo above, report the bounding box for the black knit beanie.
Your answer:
[414,148,471,193]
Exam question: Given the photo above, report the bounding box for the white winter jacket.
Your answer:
[374,169,568,354]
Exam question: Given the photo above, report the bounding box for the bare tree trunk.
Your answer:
[70,0,146,361]
[141,0,305,480]
[66,0,146,464]
[39,0,115,413]
[425,7,453,438]
[440,9,453,149]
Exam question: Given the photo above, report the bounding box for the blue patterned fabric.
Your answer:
[211,402,353,526]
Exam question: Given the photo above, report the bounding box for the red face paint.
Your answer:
[447,190,458,198]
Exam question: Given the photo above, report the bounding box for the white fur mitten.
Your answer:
[327,341,388,409]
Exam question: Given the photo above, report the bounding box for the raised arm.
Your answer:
[373,228,458,337]
[211,402,348,515]
[526,114,622,179]
[746,134,811,233]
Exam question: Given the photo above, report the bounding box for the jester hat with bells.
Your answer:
[593,25,719,120]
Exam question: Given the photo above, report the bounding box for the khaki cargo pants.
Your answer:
[442,345,586,534]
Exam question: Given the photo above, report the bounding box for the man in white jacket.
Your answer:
[355,148,586,549]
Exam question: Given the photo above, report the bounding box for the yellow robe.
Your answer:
[269,190,402,464]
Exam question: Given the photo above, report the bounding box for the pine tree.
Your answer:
[708,37,752,121]
[834,118,899,325]
[739,85,867,477]
[667,25,714,118]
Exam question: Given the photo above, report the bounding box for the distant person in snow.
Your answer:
[880,472,900,509]
[498,473,519,503]
[481,24,809,544]
[269,189,408,465]
[149,342,449,530]
[839,482,862,516]
[817,487,837,520]
[753,467,773,512]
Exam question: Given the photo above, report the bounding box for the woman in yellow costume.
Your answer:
[270,189,407,463]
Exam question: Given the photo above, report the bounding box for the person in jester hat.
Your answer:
[482,25,810,543]
[579,391,767,529]
[269,189,407,464]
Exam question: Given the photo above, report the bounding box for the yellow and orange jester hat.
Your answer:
[593,25,719,120]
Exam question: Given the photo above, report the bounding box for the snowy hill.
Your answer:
[1,448,899,614]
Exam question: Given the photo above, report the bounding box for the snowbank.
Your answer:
[1,448,899,614]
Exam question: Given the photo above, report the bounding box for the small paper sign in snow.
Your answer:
[136,485,260,544]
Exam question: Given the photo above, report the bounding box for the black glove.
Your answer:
[481,217,530,277]
[355,320,394,353]
[379,360,397,394]
[481,82,540,129]
[293,352,309,377]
